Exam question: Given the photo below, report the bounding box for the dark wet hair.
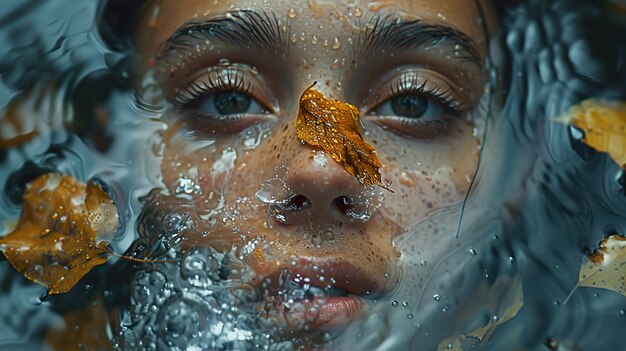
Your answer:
[97,0,145,51]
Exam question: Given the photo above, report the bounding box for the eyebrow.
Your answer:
[158,10,285,60]
[356,15,484,69]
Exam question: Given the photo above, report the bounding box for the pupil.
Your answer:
[390,94,427,118]
[214,91,251,115]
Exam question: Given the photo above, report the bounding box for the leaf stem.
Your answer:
[95,245,177,264]
[563,266,599,305]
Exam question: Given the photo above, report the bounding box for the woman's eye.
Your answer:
[367,92,458,138]
[197,91,266,116]
[372,94,444,120]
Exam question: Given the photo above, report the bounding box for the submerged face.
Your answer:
[133,0,494,344]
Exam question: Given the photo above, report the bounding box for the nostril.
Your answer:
[283,194,311,211]
[333,196,352,215]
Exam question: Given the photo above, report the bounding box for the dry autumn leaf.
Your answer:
[296,82,391,191]
[565,234,626,302]
[555,99,626,168]
[0,173,118,294]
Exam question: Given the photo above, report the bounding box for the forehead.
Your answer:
[136,0,489,56]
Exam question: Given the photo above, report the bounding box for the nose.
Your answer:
[269,133,367,225]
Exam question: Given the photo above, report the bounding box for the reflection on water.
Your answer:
[1,0,626,350]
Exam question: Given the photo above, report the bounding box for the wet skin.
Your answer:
[133,0,495,336]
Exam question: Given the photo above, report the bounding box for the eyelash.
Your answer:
[174,69,253,108]
[384,75,463,115]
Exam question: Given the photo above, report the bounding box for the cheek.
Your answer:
[159,122,295,210]
[381,165,462,229]
[372,122,480,228]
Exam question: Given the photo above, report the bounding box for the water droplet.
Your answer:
[148,4,161,28]
[175,177,202,195]
[469,249,477,256]
[434,294,441,301]
[332,37,341,50]
[218,58,231,66]
[407,313,414,319]
[402,301,409,308]
[391,300,398,307]
[287,8,297,18]
[354,7,362,17]
[255,178,292,205]
[420,260,428,266]
[330,58,346,70]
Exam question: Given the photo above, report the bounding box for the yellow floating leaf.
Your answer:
[0,173,118,294]
[576,234,626,296]
[555,99,626,168]
[438,281,524,351]
[296,82,390,191]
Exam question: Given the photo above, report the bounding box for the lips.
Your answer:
[252,258,386,330]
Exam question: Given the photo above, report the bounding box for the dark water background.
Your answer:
[1,0,626,350]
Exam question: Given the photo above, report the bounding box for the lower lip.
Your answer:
[262,295,366,330]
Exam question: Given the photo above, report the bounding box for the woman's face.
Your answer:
[134,0,493,341]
